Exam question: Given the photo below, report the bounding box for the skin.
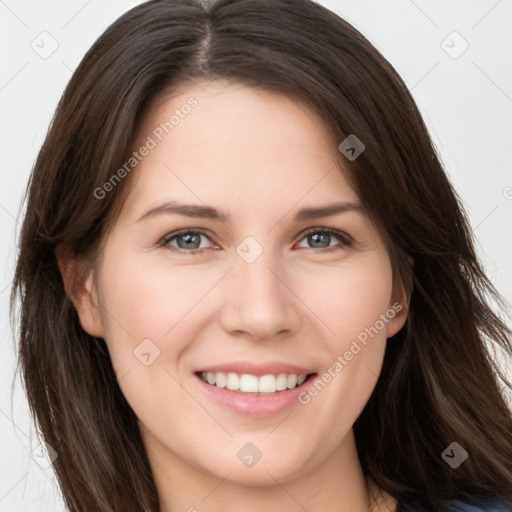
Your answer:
[60,80,410,512]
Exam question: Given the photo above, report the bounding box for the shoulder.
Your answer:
[398,497,512,512]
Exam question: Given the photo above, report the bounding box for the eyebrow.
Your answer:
[136,200,365,223]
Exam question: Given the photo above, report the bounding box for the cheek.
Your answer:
[98,252,219,343]
[297,258,393,344]
[95,254,211,430]
[295,259,393,408]
[95,251,231,414]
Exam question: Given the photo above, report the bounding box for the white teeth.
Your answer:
[215,372,227,389]
[226,372,239,391]
[258,375,275,393]
[287,374,297,388]
[276,373,288,390]
[240,374,259,392]
[199,371,310,393]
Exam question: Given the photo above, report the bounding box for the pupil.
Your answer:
[309,232,330,248]
[178,233,200,249]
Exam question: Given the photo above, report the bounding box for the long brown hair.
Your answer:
[10,0,512,510]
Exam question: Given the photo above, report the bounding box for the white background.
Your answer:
[1,0,511,510]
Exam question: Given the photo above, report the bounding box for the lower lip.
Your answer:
[194,373,317,417]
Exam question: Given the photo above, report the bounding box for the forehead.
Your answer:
[123,80,360,219]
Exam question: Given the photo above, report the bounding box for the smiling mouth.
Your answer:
[195,371,317,395]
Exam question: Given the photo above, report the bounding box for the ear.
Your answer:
[56,248,105,338]
[385,267,412,339]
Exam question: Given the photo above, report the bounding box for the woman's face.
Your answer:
[71,80,409,486]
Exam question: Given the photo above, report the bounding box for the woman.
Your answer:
[10,0,512,511]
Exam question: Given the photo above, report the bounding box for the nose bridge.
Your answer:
[238,250,282,302]
[220,237,299,338]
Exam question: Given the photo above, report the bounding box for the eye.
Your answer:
[161,229,214,255]
[161,227,352,256]
[296,227,352,253]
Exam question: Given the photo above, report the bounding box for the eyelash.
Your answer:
[161,227,352,256]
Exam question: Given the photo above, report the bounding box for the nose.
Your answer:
[219,249,302,341]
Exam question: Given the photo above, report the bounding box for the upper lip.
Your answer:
[196,361,316,377]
